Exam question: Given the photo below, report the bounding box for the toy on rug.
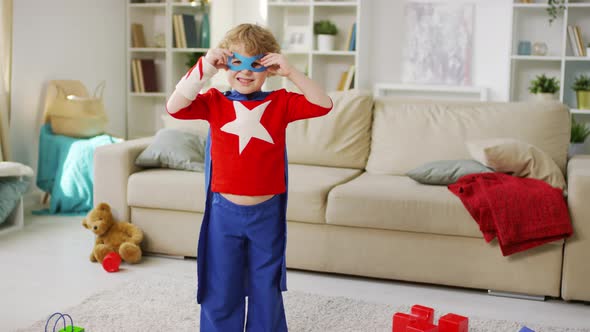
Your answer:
[102,252,122,272]
[392,304,468,332]
[82,202,143,264]
[45,312,84,332]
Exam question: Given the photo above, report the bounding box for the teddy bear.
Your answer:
[82,202,144,264]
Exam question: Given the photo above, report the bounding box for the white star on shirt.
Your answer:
[221,100,274,154]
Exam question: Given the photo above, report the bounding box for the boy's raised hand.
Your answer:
[204,48,233,70]
[261,53,294,77]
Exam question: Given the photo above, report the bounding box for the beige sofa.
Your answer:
[94,90,590,302]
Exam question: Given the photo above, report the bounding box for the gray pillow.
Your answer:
[406,159,492,185]
[135,128,206,172]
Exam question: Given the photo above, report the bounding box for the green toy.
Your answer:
[45,312,85,332]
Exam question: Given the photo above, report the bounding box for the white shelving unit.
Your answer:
[264,0,368,92]
[126,0,212,139]
[509,0,590,116]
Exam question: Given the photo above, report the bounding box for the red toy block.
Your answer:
[392,312,417,332]
[407,320,439,332]
[411,305,435,324]
[438,313,468,332]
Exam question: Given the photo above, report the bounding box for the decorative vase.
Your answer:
[569,143,585,158]
[517,40,531,55]
[532,42,548,56]
[317,34,335,52]
[200,12,210,48]
[577,90,590,109]
[532,93,556,101]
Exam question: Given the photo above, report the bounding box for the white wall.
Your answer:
[10,0,125,170]
[368,0,512,102]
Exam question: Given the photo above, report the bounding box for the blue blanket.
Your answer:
[35,124,122,215]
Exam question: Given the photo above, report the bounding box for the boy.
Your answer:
[166,24,332,331]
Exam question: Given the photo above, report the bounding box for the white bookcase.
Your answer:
[509,0,590,117]
[264,0,368,92]
[126,0,213,139]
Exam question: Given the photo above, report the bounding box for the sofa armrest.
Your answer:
[562,154,590,301]
[93,137,153,222]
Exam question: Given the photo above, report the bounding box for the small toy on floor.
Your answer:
[82,202,144,265]
[392,304,468,332]
[44,312,84,332]
[519,327,535,332]
[102,252,122,272]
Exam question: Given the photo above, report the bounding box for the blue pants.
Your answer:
[200,192,288,332]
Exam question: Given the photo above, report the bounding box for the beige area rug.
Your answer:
[18,272,590,332]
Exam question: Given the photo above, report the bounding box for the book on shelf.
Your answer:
[172,15,178,48]
[575,25,586,56]
[336,71,348,91]
[131,59,158,93]
[349,22,356,51]
[137,59,145,93]
[131,23,146,48]
[341,65,355,91]
[568,25,579,56]
[131,59,139,92]
[141,59,158,92]
[345,23,354,52]
[173,15,185,48]
[568,25,587,56]
[179,15,187,49]
[182,14,199,48]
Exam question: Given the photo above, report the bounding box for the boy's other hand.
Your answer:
[261,53,294,77]
[205,48,233,70]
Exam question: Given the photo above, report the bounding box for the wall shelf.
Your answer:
[126,0,212,139]
[509,0,590,111]
[265,0,366,92]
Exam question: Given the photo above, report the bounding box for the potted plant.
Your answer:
[314,20,338,52]
[572,74,590,110]
[547,0,565,25]
[570,118,590,157]
[529,74,560,100]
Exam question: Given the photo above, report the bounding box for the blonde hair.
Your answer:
[218,23,281,55]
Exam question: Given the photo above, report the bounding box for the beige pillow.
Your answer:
[466,138,566,190]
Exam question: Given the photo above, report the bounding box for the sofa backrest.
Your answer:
[286,89,374,169]
[366,97,570,176]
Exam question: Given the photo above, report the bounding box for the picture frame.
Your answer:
[282,26,311,51]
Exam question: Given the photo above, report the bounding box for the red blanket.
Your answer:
[448,173,572,256]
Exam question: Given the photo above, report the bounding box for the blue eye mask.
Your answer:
[227,53,267,72]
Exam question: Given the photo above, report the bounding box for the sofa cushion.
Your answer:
[287,164,362,224]
[366,98,570,176]
[326,172,483,238]
[286,90,373,169]
[467,138,566,190]
[128,169,206,213]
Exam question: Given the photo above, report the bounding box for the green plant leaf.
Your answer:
[314,20,338,35]
[572,74,590,91]
[529,74,559,94]
[571,118,590,143]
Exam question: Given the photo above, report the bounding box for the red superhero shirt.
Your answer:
[168,88,332,195]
